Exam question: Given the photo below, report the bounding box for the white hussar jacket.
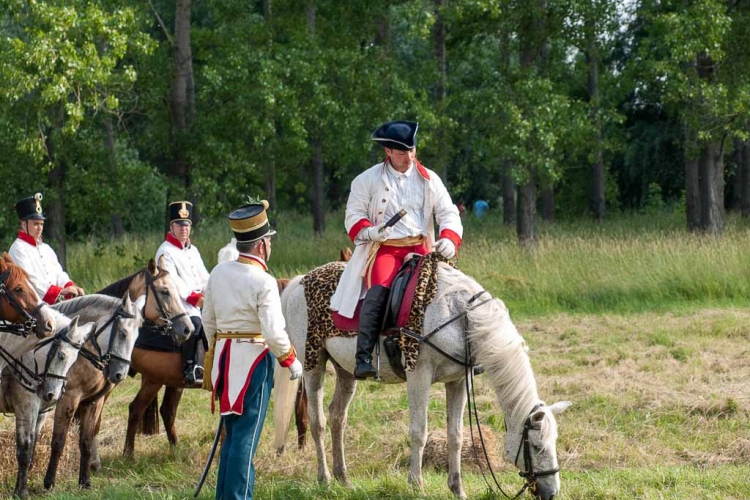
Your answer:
[217,238,239,264]
[155,233,209,318]
[202,257,296,415]
[330,160,463,318]
[9,231,75,304]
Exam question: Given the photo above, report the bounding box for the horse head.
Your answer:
[99,293,142,384]
[0,253,56,338]
[142,257,194,344]
[503,402,571,500]
[36,316,93,403]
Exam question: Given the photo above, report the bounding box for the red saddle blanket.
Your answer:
[331,259,421,333]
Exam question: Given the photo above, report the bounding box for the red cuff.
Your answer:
[64,281,75,288]
[278,348,297,368]
[186,292,203,307]
[348,218,373,243]
[43,285,63,305]
[439,229,462,248]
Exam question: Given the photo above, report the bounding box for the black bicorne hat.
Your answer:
[15,193,45,221]
[228,200,277,242]
[371,121,418,151]
[169,201,193,226]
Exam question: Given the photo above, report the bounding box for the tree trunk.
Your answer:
[517,168,537,247]
[433,0,448,182]
[103,115,125,238]
[374,1,391,55]
[45,132,67,269]
[586,15,605,221]
[502,159,516,225]
[263,0,277,210]
[684,123,701,231]
[741,140,750,217]
[698,140,724,233]
[311,140,325,236]
[728,139,742,211]
[169,0,194,190]
[541,186,554,222]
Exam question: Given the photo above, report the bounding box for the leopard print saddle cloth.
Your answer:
[301,253,453,372]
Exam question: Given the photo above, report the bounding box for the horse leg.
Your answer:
[44,395,81,490]
[330,364,357,488]
[90,394,110,472]
[160,386,184,447]
[295,381,308,449]
[124,379,162,457]
[77,400,105,488]
[406,368,432,493]
[12,391,41,499]
[305,365,331,484]
[445,379,468,499]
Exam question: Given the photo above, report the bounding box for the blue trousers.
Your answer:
[215,353,274,500]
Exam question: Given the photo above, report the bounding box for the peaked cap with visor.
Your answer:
[228,200,276,242]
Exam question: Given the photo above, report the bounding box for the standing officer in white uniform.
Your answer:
[9,193,85,304]
[155,201,210,386]
[202,200,302,500]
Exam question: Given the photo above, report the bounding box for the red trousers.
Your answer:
[367,243,428,289]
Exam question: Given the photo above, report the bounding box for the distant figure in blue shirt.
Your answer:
[473,199,489,218]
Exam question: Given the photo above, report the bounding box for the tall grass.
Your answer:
[66,210,750,318]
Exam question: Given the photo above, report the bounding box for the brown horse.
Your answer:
[122,278,292,457]
[121,249,353,458]
[0,252,56,343]
[42,257,194,491]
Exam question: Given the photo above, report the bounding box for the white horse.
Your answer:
[0,317,94,499]
[273,262,571,500]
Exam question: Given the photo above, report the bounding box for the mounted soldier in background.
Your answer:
[155,201,209,387]
[330,121,464,380]
[9,193,85,304]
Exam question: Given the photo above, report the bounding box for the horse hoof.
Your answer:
[90,462,101,472]
[13,489,28,499]
[43,479,54,491]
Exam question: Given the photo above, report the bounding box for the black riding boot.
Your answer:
[354,285,390,380]
[183,316,204,386]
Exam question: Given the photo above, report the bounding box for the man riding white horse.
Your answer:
[9,193,85,304]
[155,201,209,387]
[330,120,464,380]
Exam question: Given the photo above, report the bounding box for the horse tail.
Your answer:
[272,365,300,454]
[273,274,306,455]
[139,395,160,435]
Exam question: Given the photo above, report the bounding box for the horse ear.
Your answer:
[122,291,133,305]
[548,401,572,415]
[2,252,12,263]
[148,258,157,275]
[531,410,546,427]
[156,255,168,273]
[340,247,352,262]
[70,315,80,329]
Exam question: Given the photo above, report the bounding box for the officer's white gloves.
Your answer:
[363,223,392,243]
[289,358,303,380]
[434,238,456,259]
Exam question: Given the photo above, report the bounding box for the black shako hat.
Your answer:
[15,193,45,221]
[169,201,193,226]
[228,200,277,242]
[371,121,418,151]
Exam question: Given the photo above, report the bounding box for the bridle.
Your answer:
[0,269,43,337]
[77,305,136,372]
[401,289,560,498]
[0,326,83,394]
[139,270,188,337]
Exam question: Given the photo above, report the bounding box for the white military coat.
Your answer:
[155,233,209,318]
[217,238,239,264]
[330,160,463,318]
[202,255,296,415]
[9,231,75,304]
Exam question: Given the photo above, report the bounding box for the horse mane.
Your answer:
[53,294,123,315]
[437,263,540,429]
[0,259,32,287]
[96,266,169,297]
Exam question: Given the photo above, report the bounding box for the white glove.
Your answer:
[434,238,456,259]
[288,358,303,380]
[364,223,392,243]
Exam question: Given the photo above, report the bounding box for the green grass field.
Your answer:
[1,211,749,499]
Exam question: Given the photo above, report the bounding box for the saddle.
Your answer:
[332,256,423,379]
[332,256,422,334]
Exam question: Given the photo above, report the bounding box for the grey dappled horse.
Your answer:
[274,262,571,500]
[0,318,94,499]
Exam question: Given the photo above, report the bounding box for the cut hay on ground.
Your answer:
[422,424,506,472]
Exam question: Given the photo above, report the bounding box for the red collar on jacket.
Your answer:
[237,253,268,271]
[384,157,430,180]
[166,232,191,249]
[17,230,38,247]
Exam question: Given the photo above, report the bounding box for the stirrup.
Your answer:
[185,364,204,386]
